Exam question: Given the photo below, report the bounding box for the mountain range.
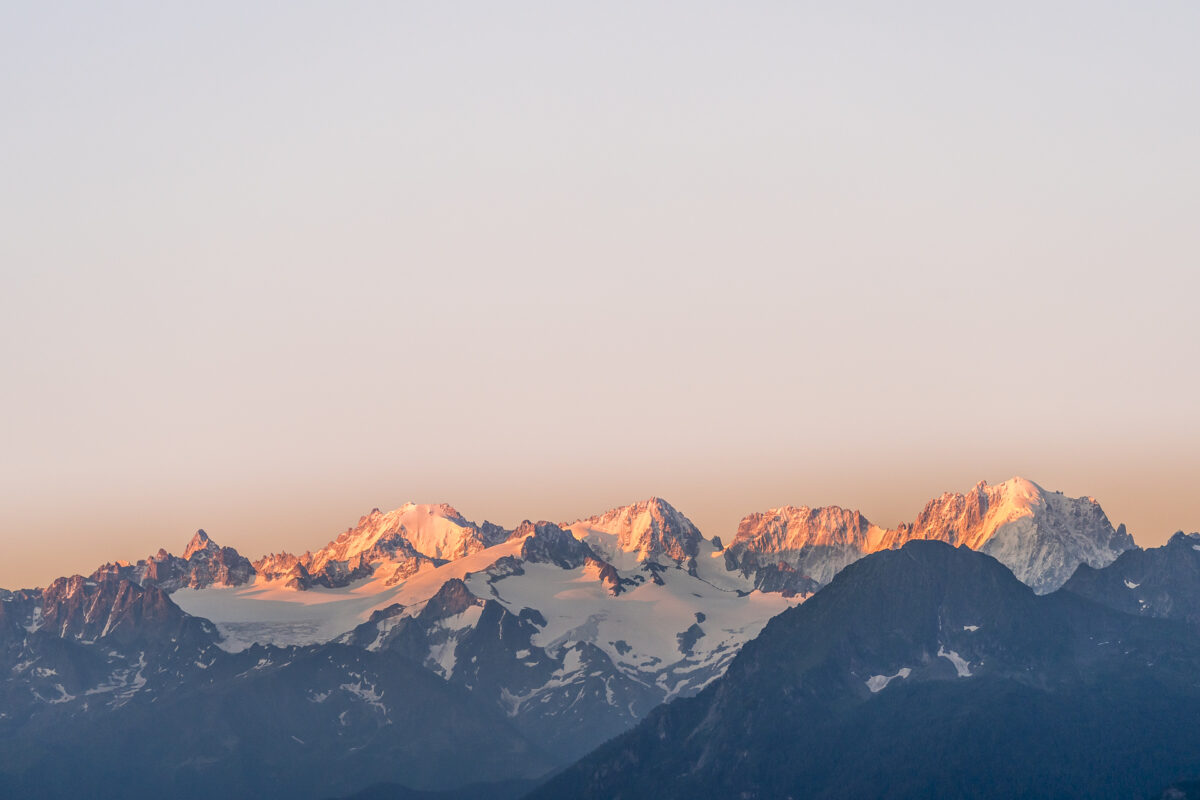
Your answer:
[0,477,1193,798]
[724,477,1134,593]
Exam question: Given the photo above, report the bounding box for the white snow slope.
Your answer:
[173,499,797,703]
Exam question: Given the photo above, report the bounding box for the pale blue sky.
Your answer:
[2,2,1198,587]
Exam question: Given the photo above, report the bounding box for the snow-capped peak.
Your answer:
[250,502,511,590]
[887,477,1133,591]
[728,478,1134,594]
[887,477,1052,551]
[309,502,504,569]
[564,497,702,565]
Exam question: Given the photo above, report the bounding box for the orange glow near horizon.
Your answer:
[2,4,1197,589]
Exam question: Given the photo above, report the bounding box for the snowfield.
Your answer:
[171,518,795,684]
[173,538,529,651]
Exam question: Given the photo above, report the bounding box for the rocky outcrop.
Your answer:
[518,521,597,569]
[40,573,216,647]
[91,530,255,591]
[724,506,886,587]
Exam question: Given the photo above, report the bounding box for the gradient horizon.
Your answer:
[3,3,1198,589]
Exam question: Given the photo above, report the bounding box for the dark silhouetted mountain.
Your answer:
[0,575,552,800]
[1063,531,1200,630]
[0,640,552,800]
[334,777,542,800]
[533,541,1200,800]
[1160,781,1200,800]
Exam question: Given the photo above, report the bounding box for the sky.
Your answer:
[2,2,1198,589]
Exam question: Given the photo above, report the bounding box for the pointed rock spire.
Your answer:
[183,529,216,560]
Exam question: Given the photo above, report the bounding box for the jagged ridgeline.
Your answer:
[0,479,1176,799]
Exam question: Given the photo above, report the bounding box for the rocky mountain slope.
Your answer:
[332,514,790,761]
[535,541,1200,799]
[724,506,885,591]
[0,575,551,799]
[1063,530,1200,629]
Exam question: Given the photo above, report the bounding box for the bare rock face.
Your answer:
[725,478,1135,594]
[725,506,886,587]
[419,578,484,622]
[252,551,303,580]
[174,530,257,588]
[91,530,255,592]
[39,573,215,646]
[181,529,215,560]
[518,521,596,569]
[515,521,629,595]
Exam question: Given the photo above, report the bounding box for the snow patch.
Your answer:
[98,651,150,704]
[938,645,972,677]
[465,552,790,703]
[427,639,458,678]
[33,684,74,704]
[173,537,527,649]
[340,679,388,718]
[440,604,484,632]
[866,667,911,692]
